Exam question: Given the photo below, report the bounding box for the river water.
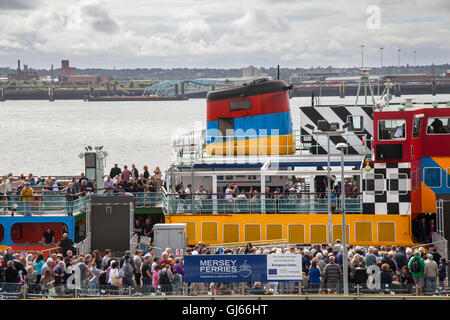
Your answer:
[1,94,449,176]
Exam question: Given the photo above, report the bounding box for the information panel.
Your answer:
[266,254,302,281]
[184,254,302,283]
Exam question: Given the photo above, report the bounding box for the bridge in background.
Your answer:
[142,79,232,97]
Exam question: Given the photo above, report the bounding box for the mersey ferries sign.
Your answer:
[184,254,302,283]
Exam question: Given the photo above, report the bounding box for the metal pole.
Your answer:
[212,174,217,214]
[361,45,364,68]
[130,201,134,251]
[380,47,383,67]
[341,148,349,295]
[327,136,332,244]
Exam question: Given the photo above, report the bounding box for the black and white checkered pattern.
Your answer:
[362,162,411,215]
[300,106,373,155]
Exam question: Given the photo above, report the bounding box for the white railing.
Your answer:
[172,129,372,163]
[76,232,92,255]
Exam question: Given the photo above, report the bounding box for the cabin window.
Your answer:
[378,119,406,140]
[426,117,450,134]
[347,115,364,132]
[447,168,450,188]
[424,167,441,188]
[412,117,422,138]
[388,173,408,195]
[229,98,252,111]
[218,117,234,138]
[365,173,385,195]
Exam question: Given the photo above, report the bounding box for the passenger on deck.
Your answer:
[19,182,34,216]
[42,227,55,245]
[431,118,445,133]
[394,123,405,138]
[109,164,121,178]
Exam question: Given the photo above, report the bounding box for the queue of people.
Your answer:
[0,240,447,297]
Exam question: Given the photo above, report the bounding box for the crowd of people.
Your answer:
[0,240,447,297]
[0,165,164,215]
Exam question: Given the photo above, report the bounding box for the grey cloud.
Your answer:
[0,0,39,9]
[81,3,120,33]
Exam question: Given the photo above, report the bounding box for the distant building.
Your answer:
[242,65,261,78]
[59,60,106,83]
[61,60,76,77]
[382,74,437,83]
[294,71,340,81]
[7,60,39,81]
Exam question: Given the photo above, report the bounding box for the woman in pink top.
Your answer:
[152,265,161,293]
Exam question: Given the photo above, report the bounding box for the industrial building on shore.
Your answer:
[7,60,39,81]
[59,60,106,83]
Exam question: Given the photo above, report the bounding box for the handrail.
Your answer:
[162,196,363,214]
[172,129,372,163]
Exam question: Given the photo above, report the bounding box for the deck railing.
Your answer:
[173,129,372,163]
[163,194,363,214]
[0,191,162,216]
[1,281,447,299]
[1,191,362,215]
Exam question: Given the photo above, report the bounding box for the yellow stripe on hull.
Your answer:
[206,133,295,155]
[166,213,414,247]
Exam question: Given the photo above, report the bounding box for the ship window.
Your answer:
[412,117,422,138]
[378,119,406,140]
[388,173,408,195]
[229,98,252,111]
[447,168,450,188]
[218,117,234,138]
[426,117,450,134]
[347,115,363,132]
[365,173,385,195]
[424,167,441,188]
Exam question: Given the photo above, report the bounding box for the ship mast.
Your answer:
[354,68,376,107]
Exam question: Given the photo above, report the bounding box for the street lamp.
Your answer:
[336,142,349,295]
[361,45,365,68]
[398,48,401,66]
[413,50,416,68]
[380,47,384,68]
[311,120,345,244]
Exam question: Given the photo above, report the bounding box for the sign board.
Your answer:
[266,254,302,281]
[184,254,302,283]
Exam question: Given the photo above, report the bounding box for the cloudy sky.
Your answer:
[0,0,449,69]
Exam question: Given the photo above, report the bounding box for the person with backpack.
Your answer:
[408,250,425,294]
[121,255,135,289]
[159,263,173,295]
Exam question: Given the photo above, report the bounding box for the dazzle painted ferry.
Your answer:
[164,76,450,251]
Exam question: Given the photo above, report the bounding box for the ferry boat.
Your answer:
[1,74,449,257]
[163,76,450,249]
